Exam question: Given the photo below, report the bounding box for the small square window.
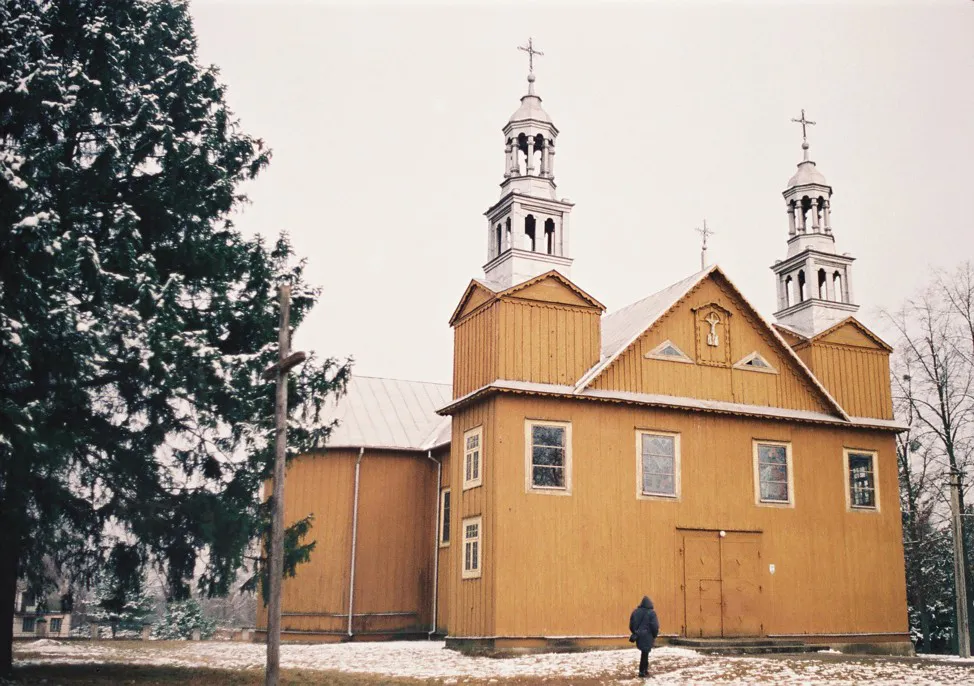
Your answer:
[637,431,680,499]
[22,617,35,633]
[49,618,62,633]
[845,449,879,511]
[462,516,482,579]
[524,420,572,494]
[463,427,483,490]
[439,489,451,546]
[754,441,794,506]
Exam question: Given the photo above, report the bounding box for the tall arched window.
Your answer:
[818,269,827,299]
[544,218,555,254]
[784,276,793,308]
[833,271,844,302]
[495,224,502,256]
[524,215,536,251]
[798,270,807,302]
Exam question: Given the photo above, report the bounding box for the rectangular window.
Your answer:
[439,489,451,546]
[753,440,794,506]
[462,516,482,579]
[463,426,483,490]
[22,617,35,633]
[845,449,879,511]
[525,420,572,493]
[49,618,62,633]
[637,431,680,498]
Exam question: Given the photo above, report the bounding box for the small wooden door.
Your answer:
[683,534,723,637]
[681,531,763,638]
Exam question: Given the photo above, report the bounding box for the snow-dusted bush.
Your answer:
[152,599,216,640]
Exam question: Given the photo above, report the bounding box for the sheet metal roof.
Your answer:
[324,376,452,451]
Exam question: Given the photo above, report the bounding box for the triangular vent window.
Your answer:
[733,351,778,374]
[645,340,693,364]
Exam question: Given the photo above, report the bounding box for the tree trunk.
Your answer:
[0,517,21,677]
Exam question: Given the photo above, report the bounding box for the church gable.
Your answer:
[450,281,498,326]
[813,318,892,352]
[589,271,843,417]
[499,271,604,311]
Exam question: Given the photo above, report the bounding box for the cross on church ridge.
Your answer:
[518,37,544,74]
[791,108,816,144]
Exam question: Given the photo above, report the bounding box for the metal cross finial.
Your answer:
[518,37,544,74]
[695,219,715,270]
[791,108,816,143]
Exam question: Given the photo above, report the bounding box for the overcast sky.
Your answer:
[189,0,974,385]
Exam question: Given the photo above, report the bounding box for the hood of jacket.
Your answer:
[640,596,654,610]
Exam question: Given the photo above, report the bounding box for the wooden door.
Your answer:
[720,533,763,637]
[683,534,723,637]
[681,531,764,638]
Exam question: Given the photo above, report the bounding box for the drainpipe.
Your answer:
[425,450,441,638]
[347,447,364,638]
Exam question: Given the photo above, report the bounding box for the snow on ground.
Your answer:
[14,639,974,684]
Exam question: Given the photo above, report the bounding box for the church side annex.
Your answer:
[257,41,910,656]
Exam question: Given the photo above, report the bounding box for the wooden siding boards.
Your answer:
[446,399,497,637]
[488,395,907,641]
[590,276,837,416]
[256,448,439,637]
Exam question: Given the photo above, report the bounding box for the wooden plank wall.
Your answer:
[496,301,600,387]
[453,302,499,399]
[805,345,893,419]
[488,395,907,640]
[445,399,497,637]
[256,448,439,636]
[591,277,834,414]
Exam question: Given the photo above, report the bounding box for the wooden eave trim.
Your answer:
[452,298,497,327]
[500,295,602,313]
[449,281,498,326]
[810,317,894,352]
[498,270,606,312]
[437,383,902,432]
[811,341,891,356]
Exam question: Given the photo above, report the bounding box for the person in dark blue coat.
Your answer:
[628,596,660,678]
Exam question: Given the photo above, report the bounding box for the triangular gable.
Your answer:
[449,280,498,326]
[578,266,850,421]
[499,270,606,311]
[811,317,893,352]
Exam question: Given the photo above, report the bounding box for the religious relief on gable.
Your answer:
[692,303,732,367]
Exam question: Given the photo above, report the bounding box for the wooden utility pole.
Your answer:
[950,469,971,658]
[262,284,306,686]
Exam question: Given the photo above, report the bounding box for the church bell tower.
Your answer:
[771,111,858,336]
[482,39,574,289]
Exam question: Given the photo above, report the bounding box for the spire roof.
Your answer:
[508,73,553,125]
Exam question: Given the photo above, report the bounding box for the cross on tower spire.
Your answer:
[518,37,544,74]
[695,219,715,270]
[791,109,816,161]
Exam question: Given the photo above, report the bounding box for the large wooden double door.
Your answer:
[680,530,763,638]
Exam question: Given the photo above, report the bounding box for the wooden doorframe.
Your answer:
[678,528,764,638]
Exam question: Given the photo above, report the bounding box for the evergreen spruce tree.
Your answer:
[87,564,157,638]
[0,1,349,673]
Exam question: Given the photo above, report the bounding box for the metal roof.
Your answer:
[324,376,452,451]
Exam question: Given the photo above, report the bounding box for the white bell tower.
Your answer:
[771,111,858,336]
[483,39,574,289]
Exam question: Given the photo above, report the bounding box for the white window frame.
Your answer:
[636,430,681,500]
[644,339,694,364]
[463,426,483,490]
[524,419,573,495]
[752,440,795,507]
[461,515,483,579]
[844,448,880,512]
[439,488,451,547]
[733,351,779,374]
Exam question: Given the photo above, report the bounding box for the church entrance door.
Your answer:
[680,530,763,638]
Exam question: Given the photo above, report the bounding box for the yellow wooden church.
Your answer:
[257,49,910,655]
